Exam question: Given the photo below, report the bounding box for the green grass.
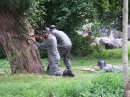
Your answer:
[0,69,95,97]
[0,57,127,97]
[0,70,124,97]
[0,41,129,97]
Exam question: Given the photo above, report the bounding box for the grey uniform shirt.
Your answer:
[51,29,72,48]
[102,64,123,72]
[34,34,60,61]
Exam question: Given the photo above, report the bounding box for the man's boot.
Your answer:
[63,69,75,77]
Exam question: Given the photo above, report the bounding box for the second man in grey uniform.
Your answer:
[49,25,74,71]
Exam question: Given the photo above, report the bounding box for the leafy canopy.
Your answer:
[43,0,123,31]
[0,0,38,14]
[44,0,98,33]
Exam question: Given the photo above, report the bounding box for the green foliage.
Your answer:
[0,0,37,14]
[92,41,130,59]
[100,0,110,11]
[0,59,9,68]
[88,73,124,97]
[92,45,104,57]
[94,0,122,30]
[93,47,123,59]
[43,0,124,32]
[44,0,98,33]
[39,48,48,58]
[71,33,95,57]
[26,0,47,34]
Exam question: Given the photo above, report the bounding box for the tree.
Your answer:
[95,0,122,30]
[43,0,99,34]
[42,0,124,57]
[0,0,44,74]
[43,0,125,32]
[122,0,130,96]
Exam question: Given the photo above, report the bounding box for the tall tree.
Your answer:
[44,0,99,34]
[0,0,44,74]
[43,0,124,32]
[122,0,130,96]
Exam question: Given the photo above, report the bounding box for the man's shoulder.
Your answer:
[53,29,65,33]
[106,64,113,66]
[48,34,56,39]
[103,64,113,69]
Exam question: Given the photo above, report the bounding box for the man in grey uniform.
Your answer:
[28,27,75,77]
[49,25,73,71]
[97,60,124,72]
[89,60,124,72]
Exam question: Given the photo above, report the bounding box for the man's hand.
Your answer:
[27,36,35,41]
[89,68,96,72]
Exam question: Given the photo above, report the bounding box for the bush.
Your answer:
[39,48,48,58]
[93,47,122,59]
[71,33,95,57]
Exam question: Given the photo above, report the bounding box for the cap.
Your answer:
[97,60,106,67]
[49,25,56,29]
[44,27,51,33]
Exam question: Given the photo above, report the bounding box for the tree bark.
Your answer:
[0,7,44,74]
[122,0,130,96]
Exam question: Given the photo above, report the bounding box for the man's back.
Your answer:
[103,64,123,72]
[52,29,72,47]
[35,34,60,61]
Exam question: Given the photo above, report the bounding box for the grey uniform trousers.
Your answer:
[58,46,72,70]
[48,60,63,76]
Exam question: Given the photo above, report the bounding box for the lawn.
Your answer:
[0,41,129,97]
[0,58,128,97]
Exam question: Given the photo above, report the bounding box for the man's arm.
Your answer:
[76,68,95,72]
[76,66,100,72]
[29,34,44,39]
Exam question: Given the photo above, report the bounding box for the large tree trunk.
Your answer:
[0,7,44,74]
[122,0,130,96]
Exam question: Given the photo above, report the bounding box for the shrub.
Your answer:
[71,33,95,57]
[39,48,48,58]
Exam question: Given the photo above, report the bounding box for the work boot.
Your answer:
[63,69,75,77]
